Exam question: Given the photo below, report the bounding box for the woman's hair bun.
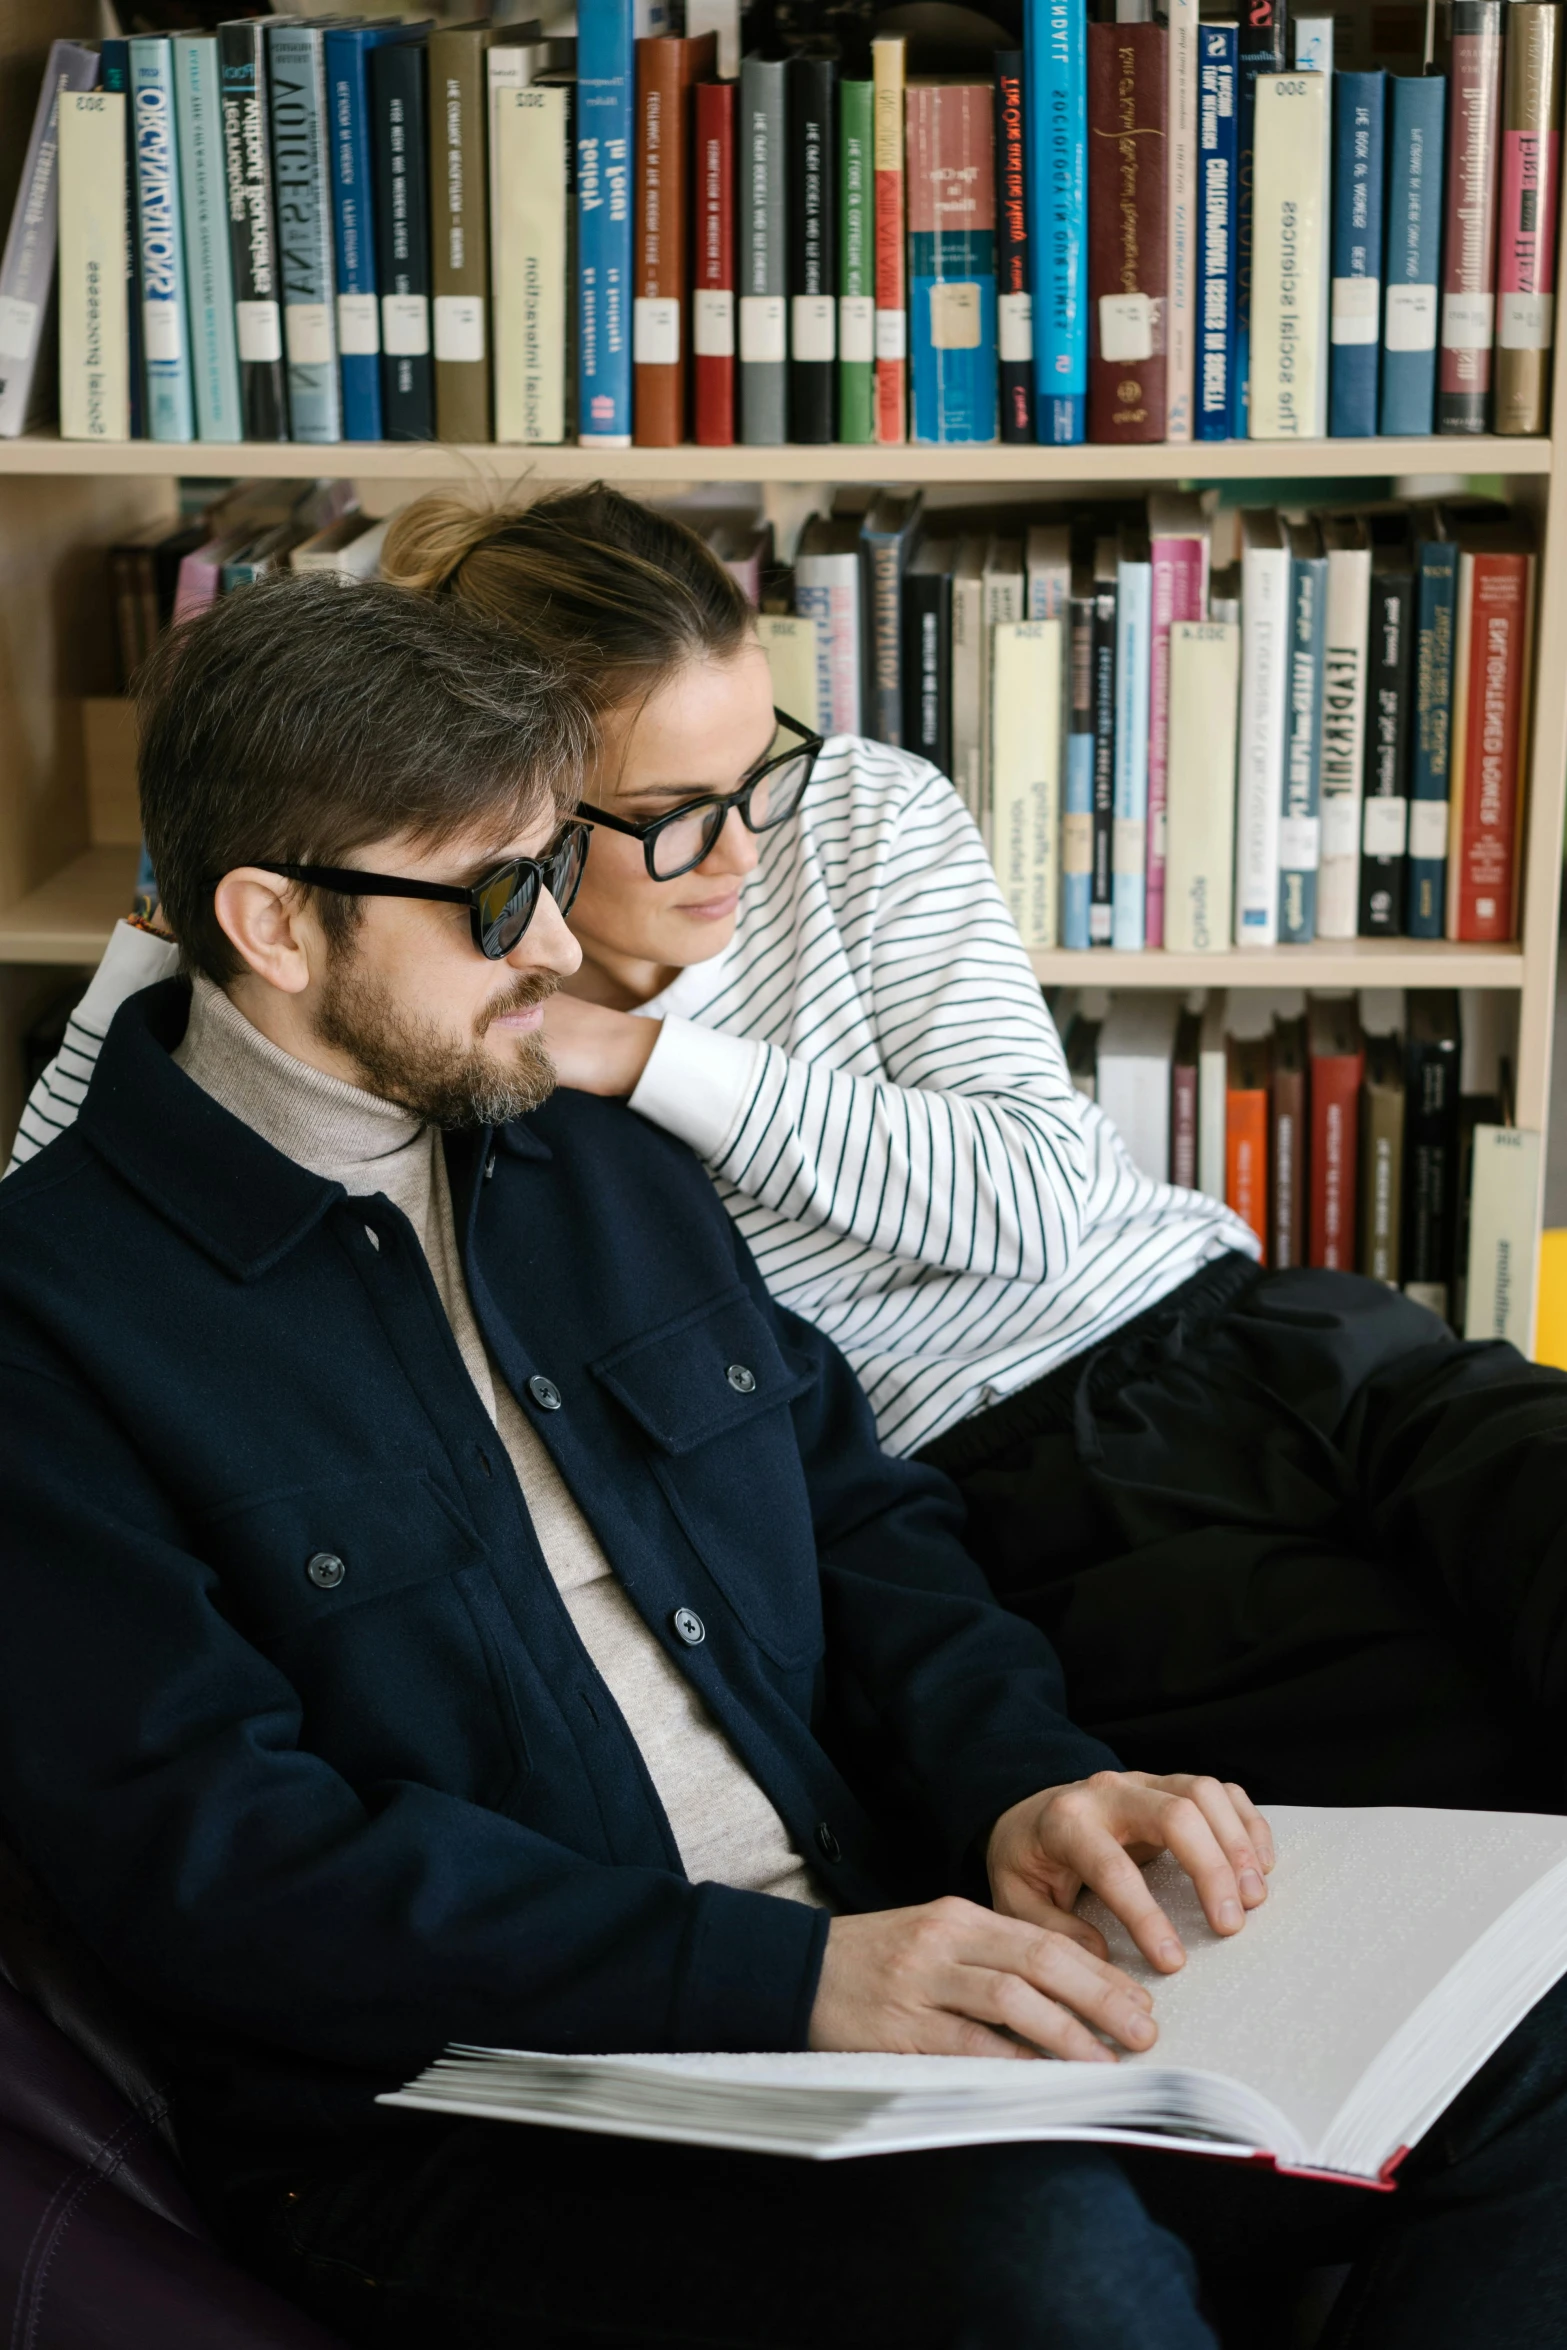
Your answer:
[380,494,514,597]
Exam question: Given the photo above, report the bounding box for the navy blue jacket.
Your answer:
[0,980,1115,2142]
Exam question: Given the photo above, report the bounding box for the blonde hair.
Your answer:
[381,484,755,712]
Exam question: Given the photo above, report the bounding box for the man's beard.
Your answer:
[314,952,559,1130]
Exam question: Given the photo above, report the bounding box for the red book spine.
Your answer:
[1309,1051,1365,1270]
[693,80,735,446]
[873,39,908,444]
[633,33,716,448]
[1086,21,1168,444]
[1440,11,1505,431]
[1454,550,1533,941]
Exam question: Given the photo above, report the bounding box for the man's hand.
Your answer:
[988,1770,1276,1976]
[807,1896,1158,2063]
[542,995,662,1097]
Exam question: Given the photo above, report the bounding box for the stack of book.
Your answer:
[6,4,1560,451]
[1053,982,1540,1342]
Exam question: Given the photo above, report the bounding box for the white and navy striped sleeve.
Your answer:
[5,922,179,1175]
[630,756,1093,1284]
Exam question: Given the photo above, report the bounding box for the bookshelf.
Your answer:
[1,21,1564,1348]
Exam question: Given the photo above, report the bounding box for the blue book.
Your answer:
[1025,0,1087,445]
[324,25,416,442]
[1279,521,1327,944]
[1063,582,1094,948]
[1196,25,1238,442]
[1233,12,1287,437]
[100,41,145,439]
[1380,74,1446,438]
[1329,71,1386,437]
[267,20,341,443]
[1408,510,1456,938]
[577,0,635,446]
[173,35,242,443]
[1111,527,1151,953]
[129,38,195,441]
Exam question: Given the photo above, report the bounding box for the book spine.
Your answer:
[1164,620,1239,953]
[990,621,1061,949]
[1449,548,1533,941]
[99,42,145,440]
[1272,1046,1306,1268]
[1291,16,1333,437]
[1233,4,1289,435]
[493,85,568,444]
[1409,535,1458,937]
[872,37,907,444]
[1441,3,1505,433]
[1359,567,1414,936]
[739,56,787,446]
[1380,74,1445,435]
[837,78,874,444]
[1111,554,1151,951]
[1279,547,1325,942]
[1496,5,1563,436]
[1329,71,1385,438]
[58,92,129,442]
[1248,72,1327,439]
[1463,1125,1543,1344]
[1090,575,1116,945]
[793,560,861,734]
[1195,26,1237,443]
[430,29,491,446]
[1063,588,1094,950]
[995,53,1033,442]
[1403,1021,1461,1316]
[1026,0,1087,444]
[903,570,951,775]
[0,41,100,439]
[1165,0,1197,443]
[864,529,909,746]
[788,55,836,445]
[908,83,998,445]
[636,41,687,446]
[217,24,286,442]
[324,31,383,442]
[1146,532,1206,948]
[1310,1050,1363,1269]
[370,38,432,443]
[950,562,984,820]
[1360,1049,1404,1284]
[130,40,195,443]
[1234,544,1290,946]
[578,0,634,444]
[269,24,342,443]
[1226,1072,1270,1254]
[1172,1044,1198,1188]
[1087,22,1168,444]
[694,79,736,447]
[1319,543,1370,939]
[174,36,241,443]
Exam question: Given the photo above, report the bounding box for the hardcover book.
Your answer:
[577,0,637,446]
[635,32,717,446]
[994,52,1033,443]
[1025,0,1087,445]
[1308,994,1364,1271]
[1062,561,1096,950]
[322,25,407,442]
[906,81,998,445]
[131,37,195,443]
[429,24,517,446]
[860,491,922,745]
[1317,515,1372,941]
[793,515,863,737]
[1172,1005,1200,1191]
[1164,621,1239,956]
[872,36,908,445]
[787,54,837,446]
[1446,521,1535,943]
[217,22,287,442]
[694,79,737,448]
[1234,509,1291,947]
[1271,1012,1307,1270]
[1463,1125,1543,1344]
[1329,71,1386,439]
[739,55,787,447]
[1360,535,1416,937]
[837,77,874,446]
[1360,1031,1405,1285]
[1278,520,1326,945]
[0,39,99,439]
[1195,24,1238,444]
[369,36,433,442]
[1408,510,1458,938]
[58,92,130,443]
[1248,71,1327,440]
[99,40,144,440]
[1380,73,1446,437]
[1145,493,1210,949]
[1441,2,1505,433]
[1495,3,1564,436]
[1403,990,1462,1318]
[1111,523,1152,953]
[493,85,569,444]
[174,35,242,443]
[990,618,1063,951]
[1164,0,1198,444]
[949,537,988,824]
[1090,534,1118,946]
[1225,1029,1271,1253]
[1232,0,1289,435]
[269,21,342,444]
[1097,993,1181,1182]
[902,540,955,779]
[1086,20,1167,444]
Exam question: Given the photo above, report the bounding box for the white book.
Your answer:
[1234,510,1291,947]
[1111,531,1152,953]
[1164,0,1198,443]
[1025,523,1071,619]
[990,619,1063,951]
[949,537,988,823]
[289,512,390,578]
[1197,991,1228,1200]
[493,86,568,444]
[1096,992,1182,1182]
[1317,515,1372,939]
[487,41,541,255]
[685,0,741,81]
[384,1808,1567,2187]
[1464,1127,1543,1350]
[1247,74,1328,440]
[1165,621,1239,954]
[979,537,1025,851]
[755,614,826,737]
[1292,19,1335,437]
[58,92,129,444]
[793,518,863,737]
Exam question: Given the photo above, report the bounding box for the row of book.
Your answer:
[1055,983,1538,1340]
[5,4,1562,451]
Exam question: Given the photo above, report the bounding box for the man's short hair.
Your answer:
[138,573,594,985]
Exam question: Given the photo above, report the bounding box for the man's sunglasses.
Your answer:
[250,821,590,962]
[577,708,823,882]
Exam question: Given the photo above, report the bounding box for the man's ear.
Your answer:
[211,868,318,996]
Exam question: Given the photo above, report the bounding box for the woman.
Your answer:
[17,488,1554,1805]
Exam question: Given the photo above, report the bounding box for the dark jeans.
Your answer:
[920,1257,1567,1807]
[228,1976,1567,2348]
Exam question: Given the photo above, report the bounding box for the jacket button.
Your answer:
[672,1607,706,1646]
[485,1154,497,1180]
[815,1821,842,1863]
[527,1374,562,1411]
[306,1551,346,1590]
[726,1363,757,1393]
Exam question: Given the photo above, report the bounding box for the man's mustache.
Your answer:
[479,970,561,1034]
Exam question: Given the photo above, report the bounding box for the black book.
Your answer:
[1360,536,1416,937]
[1090,534,1118,947]
[371,36,435,442]
[787,55,837,445]
[901,541,955,777]
[217,21,289,442]
[994,50,1033,443]
[1402,990,1462,1322]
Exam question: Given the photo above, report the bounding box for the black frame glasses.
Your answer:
[577,707,824,882]
[251,821,590,961]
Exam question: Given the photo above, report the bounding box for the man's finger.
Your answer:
[945,1964,1127,2063]
[990,1878,1111,1961]
[1048,1810,1192,1972]
[1225,1783,1276,1874]
[1141,1789,1249,1941]
[1171,1776,1270,1910]
[948,1906,1152,2010]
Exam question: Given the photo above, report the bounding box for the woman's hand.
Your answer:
[542,993,662,1097]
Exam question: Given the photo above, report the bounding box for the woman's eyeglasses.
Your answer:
[249,821,590,962]
[577,707,823,882]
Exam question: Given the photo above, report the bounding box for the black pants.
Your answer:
[229,1976,1567,2348]
[919,1256,1567,1807]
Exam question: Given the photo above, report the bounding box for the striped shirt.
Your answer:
[7,739,1256,1456]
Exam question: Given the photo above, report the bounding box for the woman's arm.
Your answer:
[5,921,179,1174]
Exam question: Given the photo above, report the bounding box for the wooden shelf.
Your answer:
[0,847,139,963]
[1029,942,1527,990]
[0,433,1550,485]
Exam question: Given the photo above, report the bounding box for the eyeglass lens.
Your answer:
[647,751,815,880]
[478,828,587,956]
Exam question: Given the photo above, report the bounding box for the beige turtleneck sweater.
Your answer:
[176,977,823,1909]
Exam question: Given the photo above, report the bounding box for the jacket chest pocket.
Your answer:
[591,1291,825,1669]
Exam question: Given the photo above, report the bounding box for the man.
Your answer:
[1,577,1565,2350]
